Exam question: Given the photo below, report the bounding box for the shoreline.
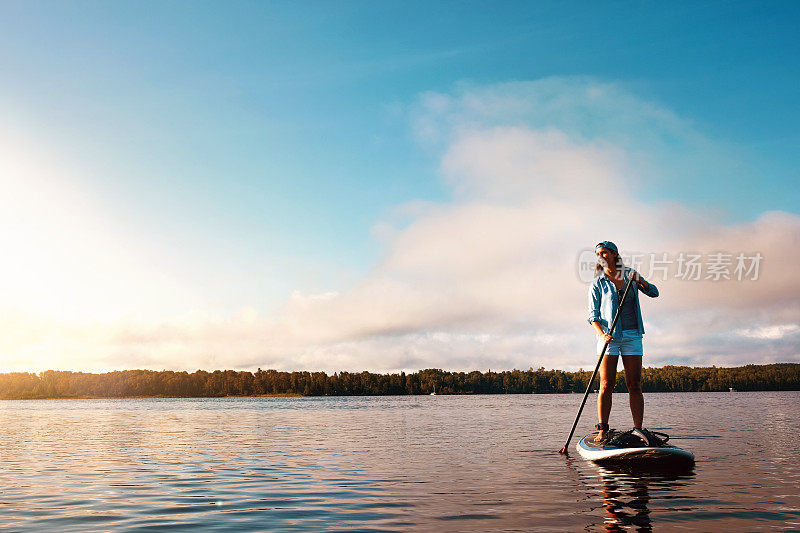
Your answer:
[2,363,797,399]
[2,389,797,401]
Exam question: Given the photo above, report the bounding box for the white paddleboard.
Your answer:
[577,432,694,465]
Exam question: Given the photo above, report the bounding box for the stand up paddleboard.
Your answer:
[577,431,694,466]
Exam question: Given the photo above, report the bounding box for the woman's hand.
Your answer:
[591,321,612,343]
[629,269,649,290]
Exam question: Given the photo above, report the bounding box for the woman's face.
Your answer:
[596,247,617,269]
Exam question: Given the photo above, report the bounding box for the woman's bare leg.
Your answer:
[595,354,619,442]
[621,355,644,428]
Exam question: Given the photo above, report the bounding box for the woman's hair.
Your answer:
[595,247,624,275]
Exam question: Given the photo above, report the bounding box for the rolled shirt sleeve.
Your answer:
[587,281,602,324]
[639,280,659,298]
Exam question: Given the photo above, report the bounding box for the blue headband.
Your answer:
[595,241,619,253]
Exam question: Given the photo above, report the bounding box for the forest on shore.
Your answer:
[0,363,798,399]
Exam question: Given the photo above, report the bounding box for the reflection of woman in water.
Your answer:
[597,466,653,533]
[588,241,659,445]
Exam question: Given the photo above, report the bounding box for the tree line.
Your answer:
[0,363,797,399]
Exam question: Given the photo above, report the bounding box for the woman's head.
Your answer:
[595,241,622,274]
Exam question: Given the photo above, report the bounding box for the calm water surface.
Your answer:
[1,392,798,531]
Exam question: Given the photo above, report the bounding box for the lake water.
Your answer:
[0,392,798,531]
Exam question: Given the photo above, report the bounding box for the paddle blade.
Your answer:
[558,446,568,455]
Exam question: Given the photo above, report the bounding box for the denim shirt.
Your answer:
[587,268,659,337]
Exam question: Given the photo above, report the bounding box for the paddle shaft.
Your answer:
[559,277,634,454]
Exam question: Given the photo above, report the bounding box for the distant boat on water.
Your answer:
[430,384,436,396]
[729,387,737,392]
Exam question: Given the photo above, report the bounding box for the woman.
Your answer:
[588,241,659,445]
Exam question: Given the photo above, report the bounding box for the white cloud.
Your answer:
[737,324,800,340]
[441,127,629,202]
[2,77,798,373]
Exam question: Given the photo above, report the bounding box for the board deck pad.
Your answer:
[577,431,694,466]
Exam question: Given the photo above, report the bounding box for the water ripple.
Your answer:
[0,393,798,531]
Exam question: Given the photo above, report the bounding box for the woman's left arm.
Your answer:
[630,270,659,298]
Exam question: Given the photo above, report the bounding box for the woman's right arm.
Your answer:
[588,282,613,343]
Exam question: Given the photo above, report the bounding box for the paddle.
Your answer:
[559,276,634,455]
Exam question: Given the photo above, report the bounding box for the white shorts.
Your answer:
[598,329,643,356]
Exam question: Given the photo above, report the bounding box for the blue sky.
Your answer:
[0,1,798,372]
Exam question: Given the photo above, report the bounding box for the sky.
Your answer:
[0,0,798,373]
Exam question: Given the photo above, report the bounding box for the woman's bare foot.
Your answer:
[594,430,607,443]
